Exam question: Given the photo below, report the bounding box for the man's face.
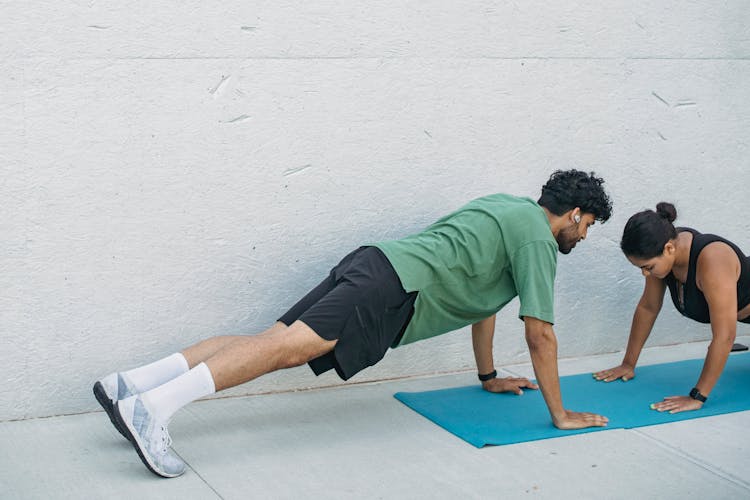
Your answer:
[557,212,595,254]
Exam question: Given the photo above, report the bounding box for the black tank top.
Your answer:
[663,228,750,324]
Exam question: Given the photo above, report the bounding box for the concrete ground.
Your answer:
[2,337,749,500]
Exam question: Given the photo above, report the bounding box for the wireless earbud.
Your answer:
[573,214,581,223]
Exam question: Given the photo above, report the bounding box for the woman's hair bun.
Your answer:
[655,202,677,223]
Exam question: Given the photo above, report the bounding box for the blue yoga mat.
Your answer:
[394,353,750,447]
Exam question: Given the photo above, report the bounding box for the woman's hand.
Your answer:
[650,395,704,414]
[482,376,539,395]
[593,364,635,382]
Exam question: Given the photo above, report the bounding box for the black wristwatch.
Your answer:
[689,387,707,403]
[478,369,497,382]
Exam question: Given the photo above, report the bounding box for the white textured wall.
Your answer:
[2,2,749,421]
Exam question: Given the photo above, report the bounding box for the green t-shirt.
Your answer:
[373,194,558,346]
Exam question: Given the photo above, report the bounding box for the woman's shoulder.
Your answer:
[695,236,742,282]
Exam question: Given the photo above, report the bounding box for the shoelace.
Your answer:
[146,422,172,456]
[158,425,172,455]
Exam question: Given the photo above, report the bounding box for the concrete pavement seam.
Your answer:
[172,449,226,500]
[632,429,750,491]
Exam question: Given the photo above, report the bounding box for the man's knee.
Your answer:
[273,321,336,369]
[277,351,310,369]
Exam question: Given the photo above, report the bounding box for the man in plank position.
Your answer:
[94,169,612,477]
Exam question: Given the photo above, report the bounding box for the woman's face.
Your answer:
[626,244,675,279]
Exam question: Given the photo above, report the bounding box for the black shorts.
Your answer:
[278,246,416,380]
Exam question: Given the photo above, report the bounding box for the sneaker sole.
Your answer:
[113,401,184,479]
[92,381,132,442]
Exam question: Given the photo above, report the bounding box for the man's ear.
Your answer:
[572,207,581,224]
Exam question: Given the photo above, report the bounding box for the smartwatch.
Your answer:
[478,370,497,382]
[689,387,707,403]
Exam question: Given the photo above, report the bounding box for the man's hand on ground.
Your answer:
[482,376,539,395]
[553,410,609,430]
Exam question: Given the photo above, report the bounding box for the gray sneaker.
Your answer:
[114,395,186,478]
[93,373,137,441]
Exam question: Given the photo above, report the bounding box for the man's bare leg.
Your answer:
[96,322,319,434]
[180,321,288,369]
[204,320,336,391]
[140,319,335,415]
[114,320,336,477]
[95,322,290,423]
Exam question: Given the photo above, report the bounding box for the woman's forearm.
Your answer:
[622,304,659,368]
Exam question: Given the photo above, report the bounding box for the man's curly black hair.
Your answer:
[537,169,612,222]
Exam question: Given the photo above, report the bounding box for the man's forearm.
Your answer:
[524,316,608,429]
[526,326,565,422]
[472,315,496,374]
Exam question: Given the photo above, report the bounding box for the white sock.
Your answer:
[122,352,190,393]
[140,362,216,423]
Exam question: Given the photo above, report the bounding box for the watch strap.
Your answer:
[689,387,707,403]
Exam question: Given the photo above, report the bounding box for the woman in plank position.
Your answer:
[594,202,750,413]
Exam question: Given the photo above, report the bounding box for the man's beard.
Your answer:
[557,226,579,254]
